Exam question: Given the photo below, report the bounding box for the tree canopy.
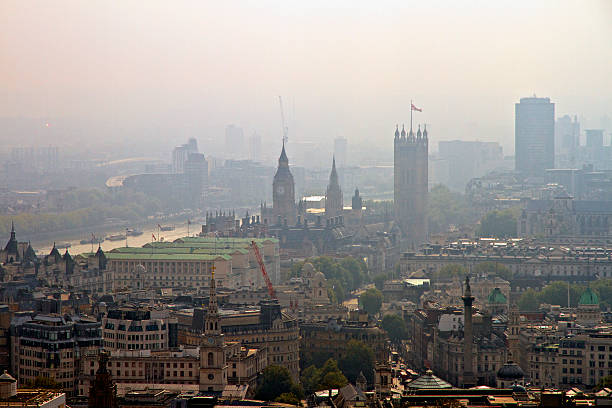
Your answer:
[255,365,303,402]
[428,184,478,234]
[301,359,348,395]
[477,208,518,238]
[381,313,408,343]
[290,256,369,303]
[339,340,375,385]
[516,281,612,310]
[359,288,383,316]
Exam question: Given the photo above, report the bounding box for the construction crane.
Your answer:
[278,96,288,145]
[251,240,277,299]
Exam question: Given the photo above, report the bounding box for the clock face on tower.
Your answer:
[208,337,215,344]
[276,186,285,195]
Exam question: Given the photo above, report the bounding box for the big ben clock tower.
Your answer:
[199,266,227,393]
[271,142,297,225]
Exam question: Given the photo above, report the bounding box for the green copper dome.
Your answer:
[488,287,507,305]
[579,287,599,306]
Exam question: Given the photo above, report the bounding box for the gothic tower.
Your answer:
[325,156,343,217]
[462,276,476,388]
[88,350,118,408]
[507,303,521,369]
[272,142,297,225]
[199,266,227,393]
[393,124,428,249]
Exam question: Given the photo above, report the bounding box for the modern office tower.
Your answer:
[515,96,555,175]
[333,137,348,168]
[555,115,580,154]
[184,153,208,208]
[225,124,245,159]
[586,129,604,148]
[249,132,262,162]
[172,138,199,174]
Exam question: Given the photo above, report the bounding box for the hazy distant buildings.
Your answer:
[10,146,59,171]
[249,132,262,162]
[334,137,348,168]
[225,124,246,159]
[586,129,604,148]
[172,138,198,173]
[184,153,208,208]
[436,140,504,191]
[515,97,555,176]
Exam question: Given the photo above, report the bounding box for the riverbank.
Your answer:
[30,219,201,256]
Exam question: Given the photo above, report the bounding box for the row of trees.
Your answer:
[290,257,369,303]
[476,208,519,238]
[518,280,612,310]
[0,189,163,237]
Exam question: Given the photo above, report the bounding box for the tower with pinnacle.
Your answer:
[325,156,343,217]
[270,142,297,225]
[199,265,227,393]
[393,123,428,249]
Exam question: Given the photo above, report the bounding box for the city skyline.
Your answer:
[1,1,611,156]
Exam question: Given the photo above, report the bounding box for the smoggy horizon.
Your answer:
[1,1,611,158]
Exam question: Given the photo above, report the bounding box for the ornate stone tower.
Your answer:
[272,142,297,225]
[325,156,343,217]
[393,124,428,249]
[88,350,118,408]
[507,304,521,368]
[462,276,476,388]
[199,266,227,393]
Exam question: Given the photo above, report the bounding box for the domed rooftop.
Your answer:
[406,370,453,390]
[302,263,315,278]
[314,271,326,281]
[579,287,599,306]
[488,288,507,305]
[497,361,524,380]
[0,371,16,383]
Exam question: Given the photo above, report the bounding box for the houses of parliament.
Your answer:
[260,122,429,250]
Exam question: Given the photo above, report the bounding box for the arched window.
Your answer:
[208,352,214,366]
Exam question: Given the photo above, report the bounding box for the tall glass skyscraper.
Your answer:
[515,96,555,176]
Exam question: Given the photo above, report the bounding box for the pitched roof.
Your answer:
[406,370,453,389]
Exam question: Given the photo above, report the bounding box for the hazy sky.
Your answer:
[1,0,611,157]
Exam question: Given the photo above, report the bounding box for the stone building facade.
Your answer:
[394,124,428,249]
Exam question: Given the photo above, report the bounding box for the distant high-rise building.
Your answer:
[172,138,199,173]
[555,115,580,161]
[515,96,555,175]
[325,157,343,217]
[394,124,428,249]
[585,129,604,148]
[437,140,504,191]
[184,153,208,208]
[333,137,348,168]
[249,132,262,162]
[225,124,245,159]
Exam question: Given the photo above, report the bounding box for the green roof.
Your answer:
[105,252,230,261]
[488,287,508,305]
[111,246,249,255]
[579,287,599,306]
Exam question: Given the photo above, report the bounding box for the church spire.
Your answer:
[329,156,339,185]
[279,141,289,167]
[205,265,220,335]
